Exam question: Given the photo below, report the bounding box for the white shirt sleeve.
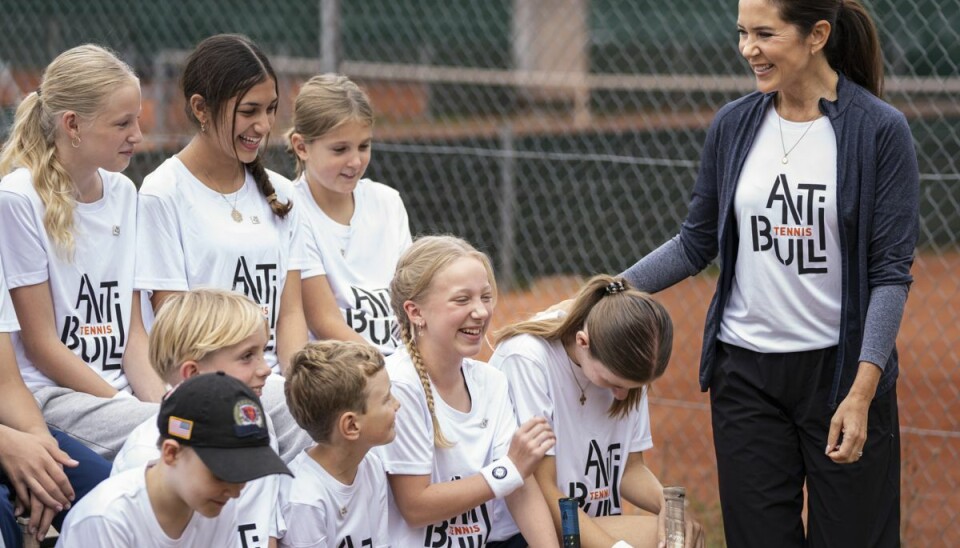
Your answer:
[396,197,412,253]
[0,190,49,289]
[378,379,434,476]
[285,199,310,274]
[495,351,555,428]
[277,501,330,548]
[299,219,327,281]
[0,260,20,332]
[488,371,519,462]
[628,387,654,453]
[134,192,189,291]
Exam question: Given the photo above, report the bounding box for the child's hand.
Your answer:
[507,416,556,477]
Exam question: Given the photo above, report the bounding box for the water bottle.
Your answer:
[558,497,581,547]
[663,486,686,548]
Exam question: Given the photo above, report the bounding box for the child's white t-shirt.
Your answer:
[295,177,411,355]
[0,167,136,392]
[111,410,281,546]
[55,465,238,547]
[377,349,517,548]
[135,157,313,372]
[488,334,653,537]
[276,449,390,548]
[0,257,19,333]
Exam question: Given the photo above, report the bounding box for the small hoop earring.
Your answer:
[71,135,81,148]
[415,322,424,341]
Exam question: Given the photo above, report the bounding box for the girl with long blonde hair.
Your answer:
[378,235,559,547]
[0,44,163,459]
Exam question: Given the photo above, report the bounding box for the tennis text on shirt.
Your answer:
[422,476,491,547]
[231,257,279,350]
[60,273,125,371]
[747,173,829,275]
[567,440,624,517]
[344,286,400,348]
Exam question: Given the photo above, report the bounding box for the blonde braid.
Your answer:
[35,145,79,257]
[401,323,453,448]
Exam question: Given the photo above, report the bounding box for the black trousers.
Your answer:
[710,342,900,548]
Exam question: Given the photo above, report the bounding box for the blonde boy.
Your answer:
[277,341,400,548]
[112,289,282,548]
[57,372,291,547]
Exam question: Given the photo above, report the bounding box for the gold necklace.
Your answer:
[776,106,819,165]
[566,358,588,406]
[218,189,243,223]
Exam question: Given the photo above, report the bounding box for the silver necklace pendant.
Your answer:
[231,209,243,223]
[781,156,789,165]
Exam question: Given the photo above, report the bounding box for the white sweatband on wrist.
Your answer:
[480,456,524,499]
[611,541,634,548]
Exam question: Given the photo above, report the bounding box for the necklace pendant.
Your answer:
[231,209,243,223]
[579,393,586,406]
[781,156,789,165]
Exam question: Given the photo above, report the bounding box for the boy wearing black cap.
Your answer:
[56,373,292,547]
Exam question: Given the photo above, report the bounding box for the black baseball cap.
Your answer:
[158,372,292,483]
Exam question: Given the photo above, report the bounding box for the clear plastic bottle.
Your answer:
[663,486,686,548]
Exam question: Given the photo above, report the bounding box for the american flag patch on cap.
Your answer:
[168,416,193,440]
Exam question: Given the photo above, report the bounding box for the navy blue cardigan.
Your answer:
[623,74,919,406]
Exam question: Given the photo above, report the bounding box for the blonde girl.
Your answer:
[287,74,412,355]
[0,44,163,458]
[378,235,559,547]
[490,276,703,547]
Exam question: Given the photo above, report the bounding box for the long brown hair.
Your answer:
[495,275,673,418]
[770,0,884,97]
[181,34,292,217]
[390,235,498,448]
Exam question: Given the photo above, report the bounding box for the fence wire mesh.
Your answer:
[1,1,958,545]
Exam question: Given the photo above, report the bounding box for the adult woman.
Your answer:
[621,1,917,546]
[0,44,162,459]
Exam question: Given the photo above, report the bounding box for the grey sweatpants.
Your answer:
[34,386,159,461]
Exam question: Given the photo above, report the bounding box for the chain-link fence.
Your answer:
[2,0,958,545]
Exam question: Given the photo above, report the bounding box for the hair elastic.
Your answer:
[605,280,626,295]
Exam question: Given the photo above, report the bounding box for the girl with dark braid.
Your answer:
[135,34,313,461]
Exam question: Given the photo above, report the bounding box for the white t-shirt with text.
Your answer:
[135,157,312,372]
[295,177,411,355]
[0,167,136,392]
[377,350,518,548]
[488,334,653,537]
